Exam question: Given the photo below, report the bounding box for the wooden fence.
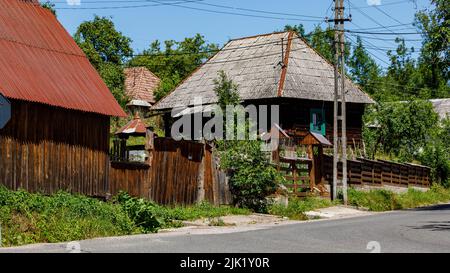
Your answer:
[109,138,232,205]
[323,155,430,188]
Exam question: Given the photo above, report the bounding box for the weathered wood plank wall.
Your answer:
[108,138,232,206]
[0,100,110,196]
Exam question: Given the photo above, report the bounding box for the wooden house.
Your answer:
[152,31,374,143]
[0,0,126,196]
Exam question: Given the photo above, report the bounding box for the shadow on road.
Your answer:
[408,221,450,232]
[410,204,450,211]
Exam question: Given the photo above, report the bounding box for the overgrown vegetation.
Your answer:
[0,187,135,247]
[346,185,450,211]
[213,71,281,212]
[0,188,250,247]
[363,101,449,185]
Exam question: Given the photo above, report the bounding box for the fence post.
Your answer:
[196,143,206,204]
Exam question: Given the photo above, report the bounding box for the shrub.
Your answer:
[115,192,162,233]
[0,187,135,247]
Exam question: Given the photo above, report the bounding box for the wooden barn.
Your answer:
[0,0,126,196]
[152,31,374,143]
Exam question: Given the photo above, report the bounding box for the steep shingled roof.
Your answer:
[0,0,126,117]
[153,31,374,110]
[124,67,160,105]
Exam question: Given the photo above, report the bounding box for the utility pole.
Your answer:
[329,0,351,204]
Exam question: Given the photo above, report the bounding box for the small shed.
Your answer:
[0,0,126,196]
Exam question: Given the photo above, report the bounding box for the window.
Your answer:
[310,108,325,135]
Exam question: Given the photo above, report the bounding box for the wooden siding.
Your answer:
[0,100,110,196]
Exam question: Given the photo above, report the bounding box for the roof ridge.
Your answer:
[228,31,290,42]
[277,31,294,97]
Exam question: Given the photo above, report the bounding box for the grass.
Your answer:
[347,184,450,211]
[268,197,338,220]
[268,184,450,219]
[0,187,135,247]
[0,188,250,247]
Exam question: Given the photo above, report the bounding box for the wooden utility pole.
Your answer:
[329,0,350,204]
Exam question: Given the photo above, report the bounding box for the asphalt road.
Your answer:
[1,204,450,253]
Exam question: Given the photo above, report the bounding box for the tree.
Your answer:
[283,24,306,37]
[74,16,133,69]
[212,71,279,212]
[74,16,133,108]
[129,34,218,101]
[415,0,450,98]
[363,100,439,162]
[348,36,381,97]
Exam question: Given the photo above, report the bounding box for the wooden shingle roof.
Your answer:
[124,67,160,105]
[153,31,374,110]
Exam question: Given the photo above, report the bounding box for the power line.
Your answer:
[54,0,202,10]
[351,0,414,9]
[54,0,325,22]
[374,5,407,25]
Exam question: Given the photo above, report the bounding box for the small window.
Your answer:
[310,108,325,135]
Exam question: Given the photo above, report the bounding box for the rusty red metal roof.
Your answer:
[0,0,126,117]
[116,112,147,136]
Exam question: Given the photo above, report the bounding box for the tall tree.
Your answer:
[129,34,218,101]
[415,0,450,98]
[74,16,133,69]
[348,36,381,97]
[74,16,133,108]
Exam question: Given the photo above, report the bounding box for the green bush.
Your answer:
[115,192,162,233]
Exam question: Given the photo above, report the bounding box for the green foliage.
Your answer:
[415,0,450,97]
[0,187,135,247]
[418,118,450,185]
[74,16,132,109]
[97,62,129,108]
[363,100,439,161]
[128,34,219,101]
[214,70,240,110]
[115,192,162,233]
[269,197,336,220]
[348,36,381,96]
[347,184,450,211]
[218,140,280,212]
[211,72,280,212]
[363,100,450,184]
[74,16,133,68]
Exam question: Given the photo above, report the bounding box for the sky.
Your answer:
[43,0,432,68]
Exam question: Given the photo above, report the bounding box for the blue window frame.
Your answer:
[310,108,325,135]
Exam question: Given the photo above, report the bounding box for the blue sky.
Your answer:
[44,0,431,68]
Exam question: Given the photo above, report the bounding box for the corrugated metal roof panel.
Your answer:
[0,0,126,117]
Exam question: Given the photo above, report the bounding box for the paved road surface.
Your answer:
[1,204,449,253]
